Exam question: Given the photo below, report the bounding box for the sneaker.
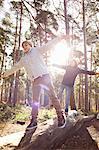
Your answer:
[65,112,68,117]
[65,108,68,112]
[65,108,68,117]
[26,118,37,130]
[71,107,77,111]
[97,113,99,120]
[58,114,66,128]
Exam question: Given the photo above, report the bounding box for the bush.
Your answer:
[0,103,15,122]
[0,103,31,123]
[0,103,56,123]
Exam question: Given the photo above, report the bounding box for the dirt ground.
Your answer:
[0,118,99,150]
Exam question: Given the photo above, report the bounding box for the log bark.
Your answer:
[16,114,95,150]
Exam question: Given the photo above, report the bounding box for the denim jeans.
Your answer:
[58,84,76,112]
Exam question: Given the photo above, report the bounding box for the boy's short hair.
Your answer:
[22,41,32,48]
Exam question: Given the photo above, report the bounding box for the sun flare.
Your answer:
[50,41,70,65]
[49,41,71,73]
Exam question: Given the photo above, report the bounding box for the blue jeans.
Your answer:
[58,84,75,112]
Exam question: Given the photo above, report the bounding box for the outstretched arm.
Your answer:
[79,69,97,75]
[37,35,75,54]
[2,59,23,79]
[52,64,66,69]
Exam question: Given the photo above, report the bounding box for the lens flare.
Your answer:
[49,41,71,73]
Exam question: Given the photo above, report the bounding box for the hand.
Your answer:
[96,72,99,75]
[0,72,5,79]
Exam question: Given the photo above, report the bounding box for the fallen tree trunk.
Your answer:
[16,114,95,150]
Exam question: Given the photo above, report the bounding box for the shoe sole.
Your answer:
[26,125,37,130]
[58,119,67,128]
[58,112,67,129]
[65,113,68,117]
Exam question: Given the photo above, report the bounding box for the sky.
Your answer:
[0,0,10,20]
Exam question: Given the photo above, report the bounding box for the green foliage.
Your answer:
[85,1,99,45]
[35,10,58,30]
[14,106,30,122]
[0,103,15,122]
[93,44,99,68]
[10,1,22,10]
[0,103,31,123]
[24,1,58,43]
[0,103,56,123]
[38,108,56,122]
[0,27,5,49]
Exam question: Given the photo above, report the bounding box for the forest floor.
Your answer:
[0,114,99,150]
[0,104,99,150]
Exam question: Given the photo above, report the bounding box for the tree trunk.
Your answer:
[89,48,92,111]
[16,115,95,150]
[81,74,84,110]
[7,12,18,104]
[82,0,89,112]
[13,3,23,106]
[8,78,14,105]
[78,75,81,109]
[64,0,69,35]
[0,40,6,102]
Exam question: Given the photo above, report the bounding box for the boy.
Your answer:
[2,35,71,130]
[53,60,98,115]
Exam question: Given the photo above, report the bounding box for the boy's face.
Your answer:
[22,43,32,53]
[71,61,76,67]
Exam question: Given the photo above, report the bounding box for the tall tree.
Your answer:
[12,2,23,106]
[0,13,13,102]
[82,0,89,112]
